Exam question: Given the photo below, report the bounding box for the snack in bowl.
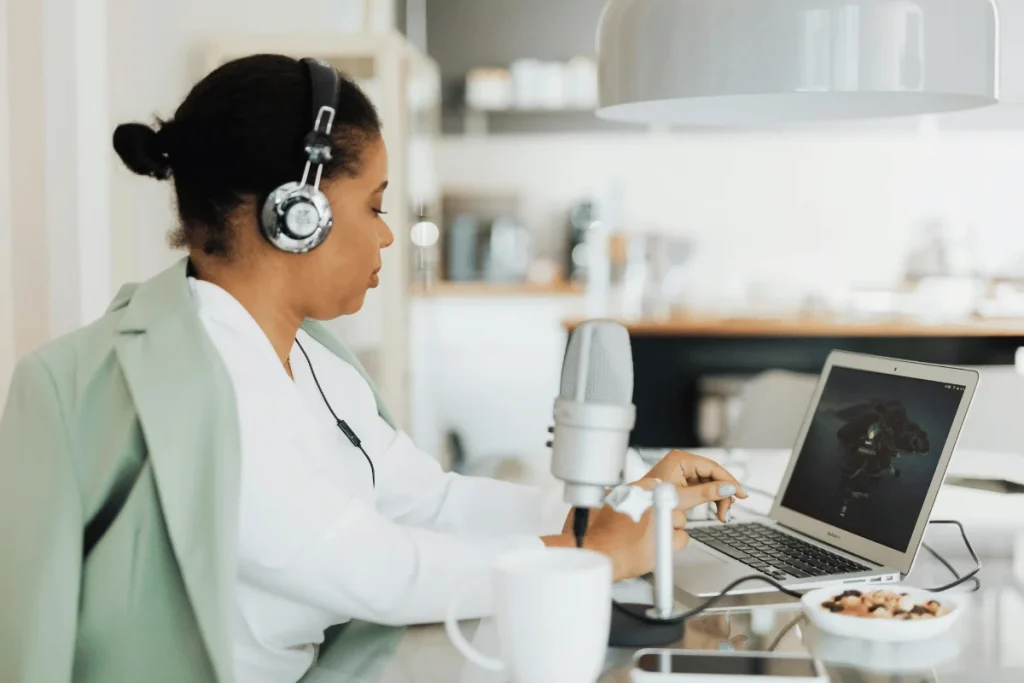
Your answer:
[802,584,961,642]
[820,589,950,620]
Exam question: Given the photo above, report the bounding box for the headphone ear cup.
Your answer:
[260,182,334,253]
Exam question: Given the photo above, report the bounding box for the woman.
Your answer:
[0,55,745,683]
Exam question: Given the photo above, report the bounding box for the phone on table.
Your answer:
[631,649,828,682]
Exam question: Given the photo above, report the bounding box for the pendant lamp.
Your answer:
[596,0,1000,126]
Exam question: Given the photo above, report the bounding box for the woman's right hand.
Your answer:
[548,477,739,582]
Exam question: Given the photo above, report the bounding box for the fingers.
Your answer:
[690,461,748,499]
[627,478,730,523]
[669,451,748,499]
[676,480,739,511]
[716,497,734,523]
[673,528,690,552]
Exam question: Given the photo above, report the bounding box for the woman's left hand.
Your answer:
[643,450,747,523]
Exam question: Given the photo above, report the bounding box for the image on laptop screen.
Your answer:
[780,366,965,552]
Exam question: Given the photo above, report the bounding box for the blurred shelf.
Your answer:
[410,281,584,298]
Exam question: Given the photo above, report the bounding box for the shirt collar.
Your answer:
[187,276,290,375]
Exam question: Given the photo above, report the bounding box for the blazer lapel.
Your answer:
[301,320,395,428]
[113,258,238,683]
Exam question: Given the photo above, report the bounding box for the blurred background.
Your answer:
[4,0,1024,485]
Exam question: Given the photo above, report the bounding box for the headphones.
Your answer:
[260,58,341,253]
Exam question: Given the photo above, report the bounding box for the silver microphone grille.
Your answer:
[559,320,634,405]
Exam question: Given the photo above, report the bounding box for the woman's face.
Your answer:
[297,135,394,320]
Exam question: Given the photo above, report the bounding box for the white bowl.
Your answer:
[802,623,961,673]
[801,584,963,642]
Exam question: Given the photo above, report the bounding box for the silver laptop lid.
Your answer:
[770,351,978,575]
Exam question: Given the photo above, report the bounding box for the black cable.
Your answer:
[573,508,589,549]
[295,339,376,487]
[922,520,982,592]
[717,481,980,592]
[922,542,957,578]
[720,483,981,593]
[612,575,804,625]
[923,542,981,593]
[768,614,806,652]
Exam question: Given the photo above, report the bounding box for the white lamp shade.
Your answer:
[597,0,1000,126]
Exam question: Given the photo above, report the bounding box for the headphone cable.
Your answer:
[294,338,376,487]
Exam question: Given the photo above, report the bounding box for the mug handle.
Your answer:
[444,580,505,672]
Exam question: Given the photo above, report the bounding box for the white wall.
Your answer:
[44,0,112,339]
[4,0,109,359]
[6,0,50,361]
[438,128,1024,305]
[409,294,581,467]
[0,0,15,405]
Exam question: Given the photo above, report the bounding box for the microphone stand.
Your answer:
[601,481,687,647]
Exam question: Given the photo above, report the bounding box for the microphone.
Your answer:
[551,321,686,647]
[550,320,636,545]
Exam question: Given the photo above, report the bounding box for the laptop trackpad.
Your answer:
[675,543,730,569]
[674,543,756,597]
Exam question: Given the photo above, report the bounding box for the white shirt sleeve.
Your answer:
[373,430,571,537]
[234,329,570,627]
[238,400,544,626]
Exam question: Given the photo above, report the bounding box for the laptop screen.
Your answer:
[779,366,966,552]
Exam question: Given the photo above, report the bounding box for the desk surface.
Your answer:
[563,315,1024,338]
[305,539,1024,683]
[303,449,1024,683]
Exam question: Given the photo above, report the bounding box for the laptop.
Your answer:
[675,350,979,597]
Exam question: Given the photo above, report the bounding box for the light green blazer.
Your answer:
[0,257,394,683]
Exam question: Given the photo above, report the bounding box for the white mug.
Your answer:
[445,547,612,683]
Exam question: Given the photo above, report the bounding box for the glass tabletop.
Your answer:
[304,530,1024,683]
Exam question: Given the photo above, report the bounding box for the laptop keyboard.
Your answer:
[688,523,870,581]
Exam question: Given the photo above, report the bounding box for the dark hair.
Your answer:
[112,54,381,257]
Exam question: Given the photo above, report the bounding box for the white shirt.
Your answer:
[187,278,570,683]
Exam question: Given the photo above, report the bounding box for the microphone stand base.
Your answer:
[608,603,685,648]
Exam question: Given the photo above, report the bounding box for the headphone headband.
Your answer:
[300,58,340,171]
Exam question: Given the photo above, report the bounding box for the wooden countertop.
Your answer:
[562,315,1024,337]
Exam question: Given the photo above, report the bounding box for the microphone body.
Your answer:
[550,319,636,509]
[552,398,635,508]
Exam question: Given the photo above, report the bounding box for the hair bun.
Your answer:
[112,123,171,180]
